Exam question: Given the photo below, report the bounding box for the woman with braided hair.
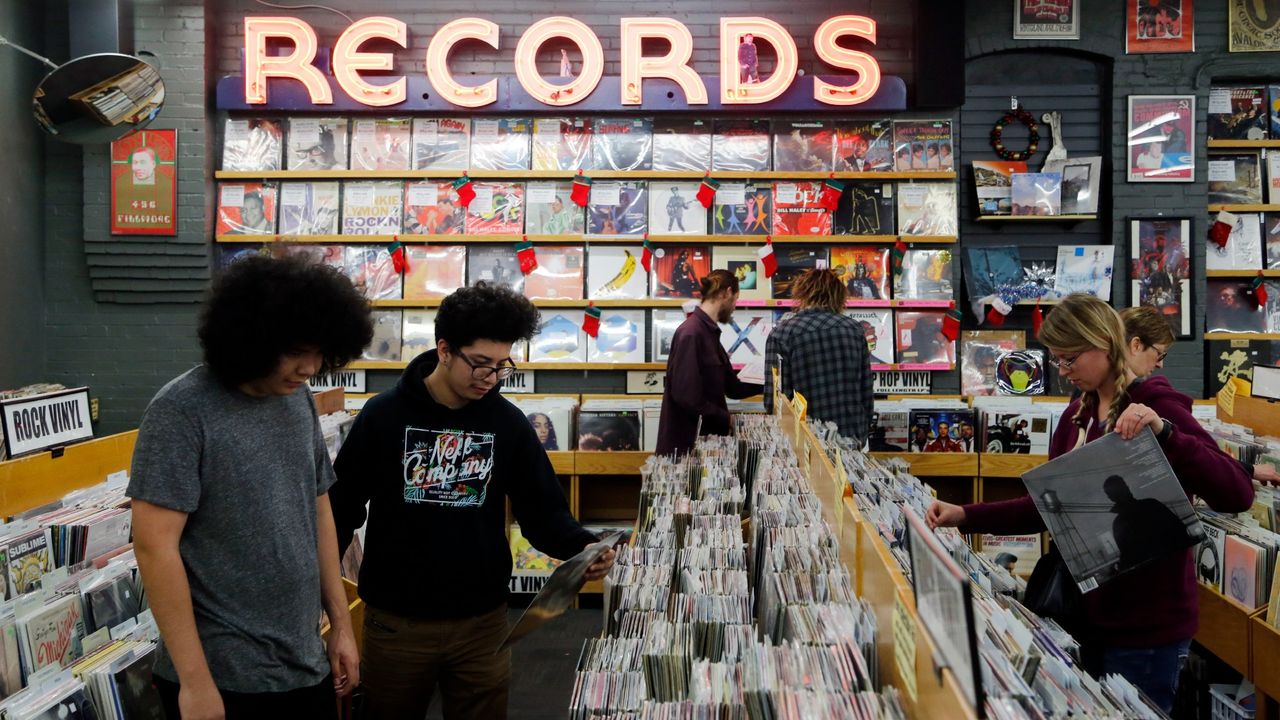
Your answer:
[926,293,1254,712]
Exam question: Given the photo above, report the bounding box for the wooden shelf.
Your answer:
[545,451,575,475]
[0,431,138,518]
[1197,582,1256,675]
[1207,139,1280,148]
[575,451,650,475]
[1250,614,1280,702]
[1204,332,1280,340]
[868,452,978,477]
[975,214,1097,222]
[348,360,664,371]
[216,233,958,245]
[214,169,957,181]
[1206,269,1280,278]
[1208,204,1280,212]
[373,298,952,310]
[980,454,1048,478]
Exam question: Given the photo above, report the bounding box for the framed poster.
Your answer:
[1129,217,1192,338]
[110,129,177,235]
[1013,0,1080,40]
[1126,0,1194,53]
[1127,95,1194,182]
[1228,0,1280,52]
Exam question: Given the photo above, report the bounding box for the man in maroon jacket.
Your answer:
[655,270,763,455]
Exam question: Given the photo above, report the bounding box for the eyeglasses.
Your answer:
[1153,347,1169,363]
[453,348,517,380]
[1047,353,1080,371]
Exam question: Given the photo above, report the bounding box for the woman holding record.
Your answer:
[927,294,1254,712]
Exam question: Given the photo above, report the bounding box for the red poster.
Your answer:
[110,129,177,235]
[1126,0,1194,54]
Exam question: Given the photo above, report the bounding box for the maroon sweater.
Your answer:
[962,375,1254,647]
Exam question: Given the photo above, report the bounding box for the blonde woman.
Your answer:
[927,294,1253,712]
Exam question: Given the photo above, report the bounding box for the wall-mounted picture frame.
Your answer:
[110,128,177,235]
[1126,0,1194,54]
[1129,216,1193,338]
[1127,95,1195,182]
[1014,0,1080,40]
[1043,156,1102,215]
[1228,0,1280,52]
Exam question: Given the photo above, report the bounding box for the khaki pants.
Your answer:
[361,604,511,719]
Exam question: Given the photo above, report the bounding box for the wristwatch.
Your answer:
[1155,418,1173,443]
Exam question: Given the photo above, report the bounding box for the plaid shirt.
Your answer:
[764,309,873,442]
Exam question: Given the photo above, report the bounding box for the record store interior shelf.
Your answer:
[867,451,979,477]
[370,298,961,310]
[1206,269,1280,278]
[349,360,665,371]
[1203,332,1280,341]
[1208,204,1280,213]
[973,214,1097,222]
[213,233,959,245]
[213,170,958,182]
[1205,139,1280,149]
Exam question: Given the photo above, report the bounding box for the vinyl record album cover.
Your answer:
[222,117,283,171]
[868,410,910,451]
[1268,216,1280,268]
[350,118,411,171]
[651,309,685,362]
[845,309,894,365]
[404,245,466,300]
[1208,153,1264,205]
[1206,213,1263,271]
[1206,279,1266,334]
[1011,173,1063,216]
[896,311,955,366]
[510,397,577,452]
[973,161,1028,216]
[652,118,711,171]
[719,310,773,369]
[834,120,893,172]
[897,183,957,236]
[401,309,438,361]
[577,410,642,451]
[465,182,524,235]
[908,409,976,452]
[1208,87,1269,140]
[996,349,1047,395]
[964,246,1023,302]
[363,309,402,361]
[894,249,954,301]
[216,182,277,235]
[980,534,1042,579]
[525,182,586,235]
[532,117,592,171]
[712,118,770,172]
[1054,245,1115,301]
[772,120,834,172]
[468,245,524,294]
[587,310,646,363]
[834,182,895,235]
[587,181,647,236]
[1270,84,1280,139]
[529,312,587,362]
[961,331,1025,396]
[277,181,339,235]
[770,245,826,299]
[286,117,348,170]
[412,117,470,171]
[590,118,653,171]
[712,183,771,235]
[524,245,584,300]
[470,118,532,170]
[771,182,832,236]
[831,247,890,301]
[346,246,402,300]
[342,181,403,235]
[711,246,769,300]
[587,245,647,299]
[1198,523,1227,593]
[648,182,706,236]
[650,245,711,299]
[404,181,465,235]
[893,119,954,171]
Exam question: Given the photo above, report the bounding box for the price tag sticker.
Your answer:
[1208,87,1232,115]
[346,183,376,206]
[354,119,376,137]
[416,119,438,146]
[591,183,621,206]
[474,120,500,142]
[775,183,799,205]
[290,118,320,147]
[527,182,558,205]
[1208,160,1236,183]
[472,185,495,214]
[220,185,245,208]
[225,120,249,144]
[281,184,308,207]
[407,183,439,207]
[536,120,563,140]
[717,183,747,206]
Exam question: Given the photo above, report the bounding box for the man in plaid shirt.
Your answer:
[764,269,874,443]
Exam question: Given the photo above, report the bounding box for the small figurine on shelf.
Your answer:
[559,49,573,78]
[738,34,760,84]
[1040,111,1067,169]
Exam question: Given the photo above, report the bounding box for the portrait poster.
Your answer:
[1126,0,1194,54]
[1229,0,1280,52]
[1013,0,1080,40]
[110,129,177,235]
[1129,217,1192,338]
[1127,95,1194,182]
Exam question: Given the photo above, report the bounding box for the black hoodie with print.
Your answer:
[330,350,597,619]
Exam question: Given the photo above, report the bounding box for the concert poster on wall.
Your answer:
[1013,0,1080,40]
[1126,1,1194,54]
[1129,217,1192,338]
[1228,0,1280,52]
[111,129,177,235]
[1127,95,1195,182]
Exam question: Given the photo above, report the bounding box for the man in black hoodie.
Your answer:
[330,284,614,719]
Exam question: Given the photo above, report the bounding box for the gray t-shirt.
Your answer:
[127,366,335,693]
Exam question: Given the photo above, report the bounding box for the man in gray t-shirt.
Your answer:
[128,256,372,720]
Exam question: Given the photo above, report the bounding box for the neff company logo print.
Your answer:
[402,428,495,506]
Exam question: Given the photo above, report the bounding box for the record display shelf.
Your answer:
[214,170,958,182]
[1204,332,1280,341]
[1208,204,1280,213]
[214,233,960,246]
[974,214,1097,222]
[372,298,961,310]
[1207,269,1280,278]
[1206,139,1280,149]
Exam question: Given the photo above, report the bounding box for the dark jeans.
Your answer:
[155,674,337,720]
[1099,638,1192,713]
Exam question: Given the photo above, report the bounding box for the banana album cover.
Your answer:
[587,245,648,300]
